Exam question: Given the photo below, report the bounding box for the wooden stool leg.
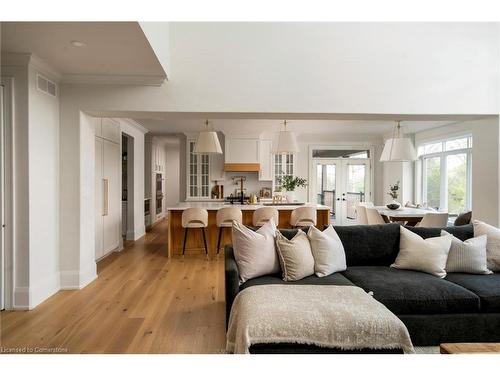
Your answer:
[202,227,208,255]
[182,228,188,255]
[216,227,222,254]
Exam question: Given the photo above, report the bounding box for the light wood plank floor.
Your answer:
[0,219,227,353]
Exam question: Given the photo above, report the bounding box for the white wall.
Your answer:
[58,22,498,116]
[139,22,170,79]
[414,117,500,226]
[1,54,61,308]
[165,136,181,207]
[118,119,147,240]
[27,62,60,307]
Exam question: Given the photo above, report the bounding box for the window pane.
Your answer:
[445,137,468,151]
[447,153,467,214]
[424,142,443,154]
[425,157,441,209]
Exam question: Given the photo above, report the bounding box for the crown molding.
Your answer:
[29,54,62,82]
[119,118,149,134]
[1,52,32,67]
[1,52,62,82]
[61,74,166,86]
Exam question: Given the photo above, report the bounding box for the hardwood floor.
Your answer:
[0,219,227,353]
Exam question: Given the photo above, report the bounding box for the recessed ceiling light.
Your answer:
[70,40,86,47]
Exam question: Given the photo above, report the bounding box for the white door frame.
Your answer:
[1,77,14,310]
[308,144,374,225]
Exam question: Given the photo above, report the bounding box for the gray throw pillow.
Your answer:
[442,231,492,274]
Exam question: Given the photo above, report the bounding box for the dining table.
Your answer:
[374,206,434,226]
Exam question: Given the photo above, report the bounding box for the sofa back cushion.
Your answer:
[246,224,474,267]
[329,223,474,267]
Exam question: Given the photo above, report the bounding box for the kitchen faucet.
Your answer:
[232,176,246,204]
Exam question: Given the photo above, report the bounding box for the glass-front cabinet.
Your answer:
[187,140,211,199]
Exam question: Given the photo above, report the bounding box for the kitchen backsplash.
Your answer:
[219,172,272,197]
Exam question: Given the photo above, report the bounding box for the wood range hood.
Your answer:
[224,163,261,172]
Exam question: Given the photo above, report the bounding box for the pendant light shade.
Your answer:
[276,120,300,154]
[193,120,222,154]
[380,121,418,162]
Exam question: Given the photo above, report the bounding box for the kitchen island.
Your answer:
[166,202,331,257]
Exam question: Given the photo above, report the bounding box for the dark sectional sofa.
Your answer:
[225,223,500,353]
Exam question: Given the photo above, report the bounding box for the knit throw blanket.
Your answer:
[226,285,415,354]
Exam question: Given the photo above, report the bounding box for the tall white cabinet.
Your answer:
[95,118,121,260]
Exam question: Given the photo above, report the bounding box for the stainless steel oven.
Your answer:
[156,174,163,215]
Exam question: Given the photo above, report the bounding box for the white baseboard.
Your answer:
[13,287,30,310]
[29,272,61,309]
[60,270,97,290]
[127,225,146,241]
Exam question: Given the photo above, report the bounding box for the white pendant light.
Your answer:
[193,119,222,154]
[380,121,417,162]
[276,120,300,154]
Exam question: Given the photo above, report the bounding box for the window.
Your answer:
[187,140,211,198]
[418,136,472,215]
[274,154,294,192]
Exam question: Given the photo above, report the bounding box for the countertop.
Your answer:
[167,202,330,211]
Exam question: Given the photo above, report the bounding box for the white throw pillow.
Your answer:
[307,225,347,277]
[391,226,452,278]
[473,220,500,271]
[232,219,280,283]
[441,231,492,274]
[275,229,315,281]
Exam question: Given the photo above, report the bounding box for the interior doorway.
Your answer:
[309,147,372,225]
[1,77,13,310]
[121,132,135,240]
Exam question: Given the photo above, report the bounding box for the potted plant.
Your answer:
[387,181,400,210]
[279,174,307,203]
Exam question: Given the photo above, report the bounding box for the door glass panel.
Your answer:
[447,153,467,215]
[346,164,366,220]
[425,156,441,209]
[315,164,336,219]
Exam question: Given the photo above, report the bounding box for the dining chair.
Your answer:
[366,207,387,225]
[355,202,374,225]
[454,211,472,226]
[416,212,449,228]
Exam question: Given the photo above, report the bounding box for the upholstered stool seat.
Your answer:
[290,206,317,228]
[181,208,209,256]
[216,207,243,254]
[252,207,279,227]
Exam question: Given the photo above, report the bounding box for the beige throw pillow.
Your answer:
[391,226,452,278]
[232,219,280,283]
[275,230,315,281]
[473,220,500,271]
[307,225,347,277]
[441,231,492,274]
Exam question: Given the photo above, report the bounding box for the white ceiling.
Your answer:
[135,118,460,136]
[1,22,166,83]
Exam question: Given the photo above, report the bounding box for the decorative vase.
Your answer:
[386,200,400,210]
[286,191,296,203]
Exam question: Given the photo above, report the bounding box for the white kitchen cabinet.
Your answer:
[95,136,121,260]
[225,138,260,164]
[259,139,273,181]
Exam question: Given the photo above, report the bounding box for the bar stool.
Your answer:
[252,207,279,227]
[216,207,243,254]
[182,208,209,256]
[290,206,317,228]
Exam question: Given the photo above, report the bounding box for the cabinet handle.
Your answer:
[103,178,109,216]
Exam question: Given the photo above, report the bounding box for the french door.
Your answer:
[312,159,371,225]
